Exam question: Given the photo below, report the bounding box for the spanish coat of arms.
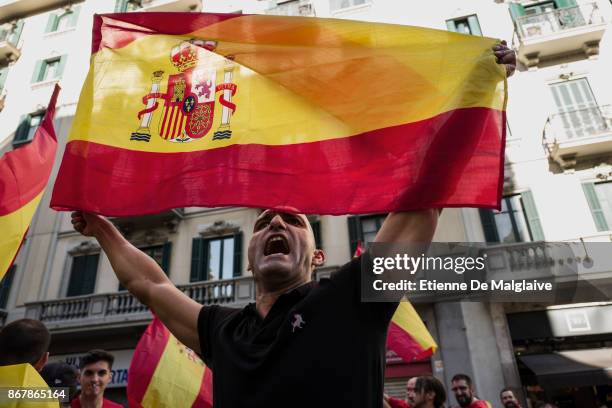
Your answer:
[131,39,237,143]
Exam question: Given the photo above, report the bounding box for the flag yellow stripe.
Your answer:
[392,301,437,351]
[141,332,206,407]
[69,16,504,153]
[0,191,44,281]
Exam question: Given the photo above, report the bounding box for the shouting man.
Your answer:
[71,41,516,408]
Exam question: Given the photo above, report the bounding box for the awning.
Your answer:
[519,348,612,388]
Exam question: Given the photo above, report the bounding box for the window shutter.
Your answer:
[348,216,360,256]
[45,13,58,33]
[554,0,577,8]
[479,209,500,242]
[161,242,172,276]
[0,265,16,308]
[82,254,99,295]
[67,256,85,296]
[233,232,243,277]
[14,115,31,142]
[31,60,43,83]
[115,0,128,12]
[55,55,67,79]
[521,191,545,241]
[446,20,457,32]
[509,3,526,21]
[0,67,8,92]
[311,220,322,249]
[69,6,81,28]
[582,183,608,231]
[190,237,204,282]
[8,20,24,44]
[467,15,482,36]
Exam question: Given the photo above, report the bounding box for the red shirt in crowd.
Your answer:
[70,397,123,408]
[387,396,410,408]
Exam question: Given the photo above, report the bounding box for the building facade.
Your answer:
[1,0,611,407]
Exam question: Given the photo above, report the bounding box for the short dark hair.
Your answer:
[451,373,473,387]
[500,387,516,398]
[41,362,78,401]
[80,350,114,370]
[415,376,447,408]
[0,319,50,366]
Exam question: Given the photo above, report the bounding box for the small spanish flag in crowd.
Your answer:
[127,317,212,408]
[0,363,59,408]
[51,13,506,216]
[388,300,437,362]
[0,85,59,280]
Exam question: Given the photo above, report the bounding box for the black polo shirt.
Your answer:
[198,257,399,407]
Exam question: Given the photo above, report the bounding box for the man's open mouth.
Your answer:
[264,235,290,255]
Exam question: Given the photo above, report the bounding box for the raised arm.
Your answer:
[374,210,439,244]
[71,211,202,353]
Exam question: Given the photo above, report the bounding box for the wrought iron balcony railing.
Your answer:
[515,3,604,40]
[266,0,314,16]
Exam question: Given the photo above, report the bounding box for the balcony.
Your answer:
[0,0,73,23]
[266,0,315,17]
[514,3,606,68]
[24,276,254,332]
[138,0,201,12]
[0,23,21,65]
[543,105,612,169]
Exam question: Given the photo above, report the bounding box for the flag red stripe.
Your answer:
[92,13,243,54]
[191,366,213,408]
[0,87,59,216]
[387,321,434,362]
[51,107,504,216]
[127,317,171,407]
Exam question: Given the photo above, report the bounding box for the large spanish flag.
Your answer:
[51,13,506,216]
[387,300,437,362]
[0,85,59,280]
[127,317,212,408]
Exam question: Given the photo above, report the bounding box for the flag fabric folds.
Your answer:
[127,317,212,408]
[51,12,506,216]
[0,85,59,280]
[0,363,59,408]
[387,300,437,362]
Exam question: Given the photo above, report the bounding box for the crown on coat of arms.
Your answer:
[171,40,218,72]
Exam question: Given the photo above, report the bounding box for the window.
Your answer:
[0,266,16,309]
[330,0,371,12]
[479,192,544,243]
[45,6,80,33]
[115,0,143,12]
[347,214,387,256]
[119,243,171,290]
[549,78,604,140]
[583,182,612,231]
[310,219,322,249]
[13,112,44,145]
[31,56,67,83]
[191,233,242,282]
[66,254,100,297]
[446,15,482,36]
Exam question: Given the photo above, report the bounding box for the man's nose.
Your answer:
[269,214,286,229]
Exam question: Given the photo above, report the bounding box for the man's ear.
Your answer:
[312,249,326,267]
[34,351,49,372]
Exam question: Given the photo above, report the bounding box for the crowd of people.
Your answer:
[383,374,559,408]
[1,316,566,408]
[0,318,121,407]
